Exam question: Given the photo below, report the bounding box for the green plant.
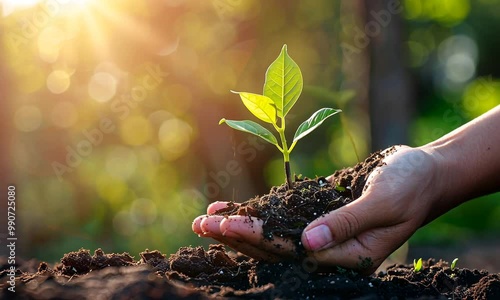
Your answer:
[451,258,458,270]
[414,258,423,273]
[219,45,341,188]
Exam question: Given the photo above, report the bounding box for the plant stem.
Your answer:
[277,117,293,189]
[284,160,292,189]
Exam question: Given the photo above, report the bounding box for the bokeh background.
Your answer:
[1,0,499,268]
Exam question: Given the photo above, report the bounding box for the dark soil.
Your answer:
[2,247,499,299]
[2,149,499,299]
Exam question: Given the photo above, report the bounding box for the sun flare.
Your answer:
[1,0,92,16]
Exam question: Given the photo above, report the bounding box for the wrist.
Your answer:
[417,144,458,224]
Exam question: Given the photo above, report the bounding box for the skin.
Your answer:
[193,105,500,274]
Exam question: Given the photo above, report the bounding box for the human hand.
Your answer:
[301,145,439,273]
[192,146,440,274]
[192,201,298,262]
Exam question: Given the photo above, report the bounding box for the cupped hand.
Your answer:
[193,146,440,274]
[192,201,297,262]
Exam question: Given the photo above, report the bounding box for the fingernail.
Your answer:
[304,224,333,250]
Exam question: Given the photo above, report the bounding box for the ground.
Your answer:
[2,150,499,299]
[1,245,500,299]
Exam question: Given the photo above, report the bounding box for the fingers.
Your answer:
[219,216,262,242]
[302,196,385,251]
[193,213,297,260]
[206,201,240,214]
[307,224,413,274]
[194,201,294,260]
[195,215,281,261]
[201,215,225,235]
[223,216,296,257]
[192,215,204,234]
[306,151,395,251]
[206,235,282,262]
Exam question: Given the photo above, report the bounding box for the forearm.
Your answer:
[420,105,500,221]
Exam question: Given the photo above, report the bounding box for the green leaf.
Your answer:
[293,108,342,143]
[451,258,458,270]
[219,119,278,146]
[334,185,346,192]
[232,91,276,124]
[263,44,303,118]
[414,258,423,272]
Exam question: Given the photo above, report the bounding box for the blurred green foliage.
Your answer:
[404,0,500,244]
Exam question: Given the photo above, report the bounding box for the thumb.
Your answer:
[301,196,383,251]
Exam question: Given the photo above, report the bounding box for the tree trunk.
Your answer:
[365,0,414,150]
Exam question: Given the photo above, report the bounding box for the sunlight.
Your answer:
[1,0,92,17]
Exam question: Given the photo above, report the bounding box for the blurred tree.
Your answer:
[365,0,414,150]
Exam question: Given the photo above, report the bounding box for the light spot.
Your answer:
[148,110,174,127]
[94,61,125,79]
[157,36,180,56]
[88,72,117,102]
[445,53,475,83]
[158,118,192,161]
[96,174,128,205]
[38,26,65,63]
[462,77,500,118]
[47,70,71,94]
[438,35,478,85]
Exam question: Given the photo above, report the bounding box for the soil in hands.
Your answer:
[2,149,500,299]
[211,148,389,256]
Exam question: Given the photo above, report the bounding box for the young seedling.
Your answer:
[413,258,423,273]
[450,258,459,271]
[219,44,342,189]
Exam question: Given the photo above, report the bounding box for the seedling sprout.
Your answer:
[414,258,423,273]
[451,258,458,271]
[219,45,341,188]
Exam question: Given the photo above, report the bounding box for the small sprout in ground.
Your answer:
[451,258,459,270]
[219,44,341,189]
[414,258,423,273]
[334,185,346,192]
